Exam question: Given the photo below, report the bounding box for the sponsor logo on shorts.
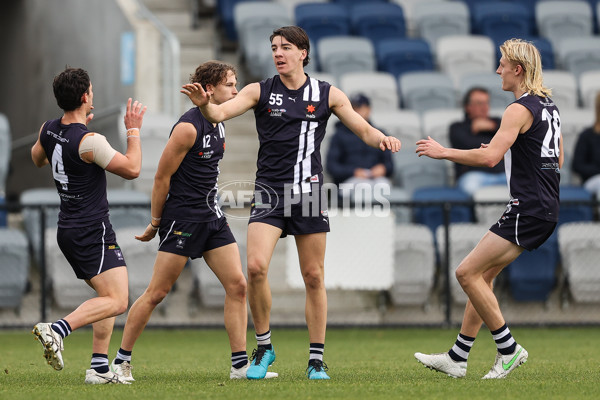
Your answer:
[173,231,192,237]
[176,237,186,249]
[114,249,124,261]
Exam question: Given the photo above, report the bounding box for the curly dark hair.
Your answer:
[270,26,310,67]
[52,67,91,111]
[189,61,237,90]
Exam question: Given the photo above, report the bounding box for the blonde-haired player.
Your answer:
[414,38,563,379]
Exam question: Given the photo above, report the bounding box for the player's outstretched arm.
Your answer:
[135,122,196,242]
[181,82,260,123]
[31,124,49,168]
[329,86,401,152]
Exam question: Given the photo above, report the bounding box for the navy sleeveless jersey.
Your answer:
[254,75,332,193]
[504,93,561,221]
[162,107,225,222]
[39,118,109,228]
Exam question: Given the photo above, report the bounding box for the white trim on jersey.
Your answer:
[218,122,225,139]
[303,85,310,102]
[310,78,320,102]
[97,222,106,275]
[504,148,512,191]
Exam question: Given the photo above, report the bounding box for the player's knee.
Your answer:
[146,287,169,306]
[225,274,247,301]
[247,257,268,282]
[115,298,129,315]
[455,265,472,288]
[302,267,324,290]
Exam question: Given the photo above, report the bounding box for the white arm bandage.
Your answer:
[79,133,118,169]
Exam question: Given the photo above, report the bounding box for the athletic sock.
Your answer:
[309,343,324,362]
[256,330,272,350]
[448,333,475,362]
[51,319,72,339]
[231,351,248,369]
[91,353,109,374]
[491,323,517,355]
[114,348,132,365]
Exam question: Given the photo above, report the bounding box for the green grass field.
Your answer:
[1,327,599,399]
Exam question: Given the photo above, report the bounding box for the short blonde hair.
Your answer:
[500,38,551,98]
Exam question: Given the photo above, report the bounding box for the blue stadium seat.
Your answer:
[559,185,594,225]
[218,0,262,41]
[494,36,555,70]
[332,0,388,5]
[0,197,6,227]
[295,3,351,45]
[350,3,406,43]
[412,186,473,234]
[375,38,433,79]
[471,2,534,45]
[507,230,559,302]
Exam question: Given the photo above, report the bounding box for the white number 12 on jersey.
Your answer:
[541,108,561,158]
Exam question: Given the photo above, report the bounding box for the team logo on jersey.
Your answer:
[198,150,214,159]
[114,249,124,261]
[306,104,316,119]
[176,237,186,249]
[268,108,286,117]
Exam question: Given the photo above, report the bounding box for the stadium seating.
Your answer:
[295,3,351,46]
[392,151,450,195]
[412,186,473,235]
[543,71,578,110]
[471,2,534,45]
[495,36,555,71]
[579,70,600,108]
[233,2,293,78]
[375,38,434,79]
[389,223,436,306]
[317,36,376,79]
[0,113,9,199]
[399,72,458,114]
[371,110,422,145]
[339,71,399,111]
[421,108,464,148]
[413,1,470,49]
[559,108,595,157]
[0,197,6,227]
[507,230,559,302]
[436,35,496,85]
[218,0,262,40]
[387,187,412,223]
[115,227,166,309]
[472,184,509,226]
[559,222,600,303]
[0,228,29,310]
[555,37,600,78]
[107,189,150,230]
[333,0,388,5]
[536,0,593,48]
[350,3,406,43]
[559,185,594,226]
[20,188,60,262]
[436,223,491,304]
[459,72,515,110]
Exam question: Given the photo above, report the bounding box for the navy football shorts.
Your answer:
[489,209,557,251]
[157,217,236,259]
[248,182,330,238]
[56,218,126,280]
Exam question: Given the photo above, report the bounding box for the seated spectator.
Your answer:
[450,87,506,195]
[326,93,393,202]
[572,91,600,193]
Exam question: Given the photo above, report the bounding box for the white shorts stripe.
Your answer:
[158,220,176,249]
[515,213,520,246]
[97,222,106,275]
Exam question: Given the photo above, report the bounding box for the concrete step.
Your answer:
[152,11,194,30]
[143,0,190,12]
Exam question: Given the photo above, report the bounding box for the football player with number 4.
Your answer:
[415,39,563,379]
[31,67,146,384]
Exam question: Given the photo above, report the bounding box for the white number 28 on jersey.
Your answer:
[51,144,69,190]
[541,108,561,158]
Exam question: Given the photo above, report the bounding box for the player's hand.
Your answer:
[416,136,446,159]
[124,98,147,131]
[135,223,158,242]
[380,135,401,152]
[181,82,210,107]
